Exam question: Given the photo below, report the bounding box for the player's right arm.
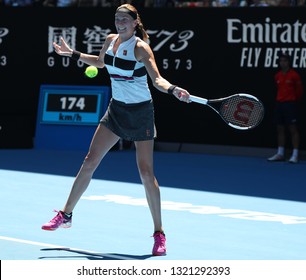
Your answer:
[53,34,116,69]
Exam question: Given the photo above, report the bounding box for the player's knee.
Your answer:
[83,153,100,171]
[138,164,153,181]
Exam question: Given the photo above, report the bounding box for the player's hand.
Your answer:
[173,87,191,103]
[53,37,73,57]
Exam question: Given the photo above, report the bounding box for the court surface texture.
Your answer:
[0,147,305,261]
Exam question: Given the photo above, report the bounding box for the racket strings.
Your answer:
[220,96,264,128]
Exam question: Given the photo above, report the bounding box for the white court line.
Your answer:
[82,194,306,225]
[0,235,136,260]
[0,235,62,248]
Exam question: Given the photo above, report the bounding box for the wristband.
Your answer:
[71,50,81,61]
[167,85,177,95]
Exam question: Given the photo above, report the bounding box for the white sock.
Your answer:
[277,146,285,156]
[292,149,299,158]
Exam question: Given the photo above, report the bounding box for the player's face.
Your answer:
[115,12,137,36]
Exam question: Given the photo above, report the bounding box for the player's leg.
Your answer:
[135,140,162,232]
[42,124,120,230]
[134,140,166,256]
[62,124,120,212]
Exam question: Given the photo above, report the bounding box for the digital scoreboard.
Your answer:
[40,85,110,125]
[35,85,111,150]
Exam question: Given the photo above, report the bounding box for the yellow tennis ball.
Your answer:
[85,66,98,78]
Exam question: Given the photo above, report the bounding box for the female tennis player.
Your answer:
[41,3,190,256]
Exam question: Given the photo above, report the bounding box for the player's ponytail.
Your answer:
[135,18,149,43]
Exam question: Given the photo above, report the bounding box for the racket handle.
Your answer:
[189,95,208,105]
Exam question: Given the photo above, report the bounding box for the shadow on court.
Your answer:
[39,248,152,260]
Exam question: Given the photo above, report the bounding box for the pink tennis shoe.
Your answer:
[152,231,166,256]
[41,210,72,231]
[42,211,166,256]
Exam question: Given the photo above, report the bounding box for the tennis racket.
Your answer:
[189,93,264,130]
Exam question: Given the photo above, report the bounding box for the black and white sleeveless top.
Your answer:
[104,34,151,104]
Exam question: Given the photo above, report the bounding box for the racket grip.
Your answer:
[189,95,208,105]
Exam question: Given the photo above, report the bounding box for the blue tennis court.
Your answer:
[1,147,306,262]
[0,149,306,280]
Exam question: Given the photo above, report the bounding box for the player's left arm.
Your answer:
[135,40,190,102]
